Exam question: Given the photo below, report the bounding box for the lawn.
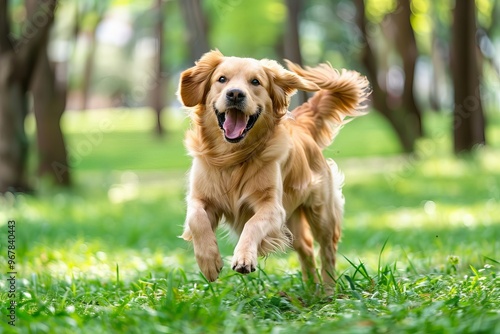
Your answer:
[1,109,499,333]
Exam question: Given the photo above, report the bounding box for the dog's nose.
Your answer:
[226,89,246,103]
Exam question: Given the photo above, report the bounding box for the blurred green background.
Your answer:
[0,0,499,332]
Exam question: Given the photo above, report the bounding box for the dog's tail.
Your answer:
[286,61,370,149]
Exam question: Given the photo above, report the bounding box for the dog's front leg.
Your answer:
[182,198,222,281]
[231,200,287,274]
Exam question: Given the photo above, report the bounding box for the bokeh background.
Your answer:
[0,0,499,332]
[1,0,499,189]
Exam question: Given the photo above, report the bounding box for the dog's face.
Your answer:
[210,57,270,143]
[179,50,319,143]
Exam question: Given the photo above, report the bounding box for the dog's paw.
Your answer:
[231,250,257,274]
[195,244,223,281]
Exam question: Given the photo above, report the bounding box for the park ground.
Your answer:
[0,109,499,333]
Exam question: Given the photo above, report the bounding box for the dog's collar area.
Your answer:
[214,105,262,143]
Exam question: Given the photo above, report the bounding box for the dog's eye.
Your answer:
[218,76,227,83]
[251,79,260,86]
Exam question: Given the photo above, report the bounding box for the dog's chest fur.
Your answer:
[190,156,276,234]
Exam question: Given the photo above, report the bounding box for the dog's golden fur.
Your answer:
[178,50,369,285]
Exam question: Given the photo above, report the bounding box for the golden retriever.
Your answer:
[178,50,368,287]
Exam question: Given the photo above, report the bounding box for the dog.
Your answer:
[178,50,369,286]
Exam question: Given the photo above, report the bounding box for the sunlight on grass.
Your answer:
[337,149,500,276]
[3,149,499,284]
[2,110,499,333]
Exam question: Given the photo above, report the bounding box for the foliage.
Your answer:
[1,110,499,332]
[204,0,286,59]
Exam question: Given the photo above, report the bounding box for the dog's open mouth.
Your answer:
[215,106,261,143]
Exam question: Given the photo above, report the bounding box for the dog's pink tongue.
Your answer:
[223,109,247,139]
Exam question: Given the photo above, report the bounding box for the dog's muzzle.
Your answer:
[214,104,262,143]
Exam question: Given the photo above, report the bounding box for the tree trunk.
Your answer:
[0,55,30,192]
[393,0,422,139]
[451,0,486,153]
[31,34,70,185]
[80,4,107,111]
[0,0,58,192]
[354,0,421,153]
[0,0,29,192]
[151,0,165,136]
[284,0,307,105]
[179,0,209,63]
[81,26,98,111]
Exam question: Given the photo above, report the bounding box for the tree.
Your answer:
[0,0,69,192]
[31,30,70,186]
[151,0,165,136]
[80,1,108,111]
[354,0,423,152]
[389,0,422,139]
[179,0,209,63]
[451,1,486,153]
[284,0,307,105]
[1,0,53,192]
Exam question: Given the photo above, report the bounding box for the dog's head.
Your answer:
[179,50,319,143]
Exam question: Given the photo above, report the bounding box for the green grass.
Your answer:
[1,109,499,333]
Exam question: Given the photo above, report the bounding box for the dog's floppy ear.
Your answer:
[261,59,319,115]
[178,50,224,107]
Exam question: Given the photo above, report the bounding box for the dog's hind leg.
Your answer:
[303,204,339,289]
[303,162,344,291]
[287,208,318,282]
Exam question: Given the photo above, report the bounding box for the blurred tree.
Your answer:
[0,0,70,192]
[162,0,188,70]
[451,0,486,153]
[355,0,422,152]
[0,1,29,192]
[284,0,307,105]
[428,0,451,112]
[80,0,108,110]
[31,22,70,186]
[180,0,209,63]
[387,0,422,138]
[0,0,68,192]
[151,0,165,136]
